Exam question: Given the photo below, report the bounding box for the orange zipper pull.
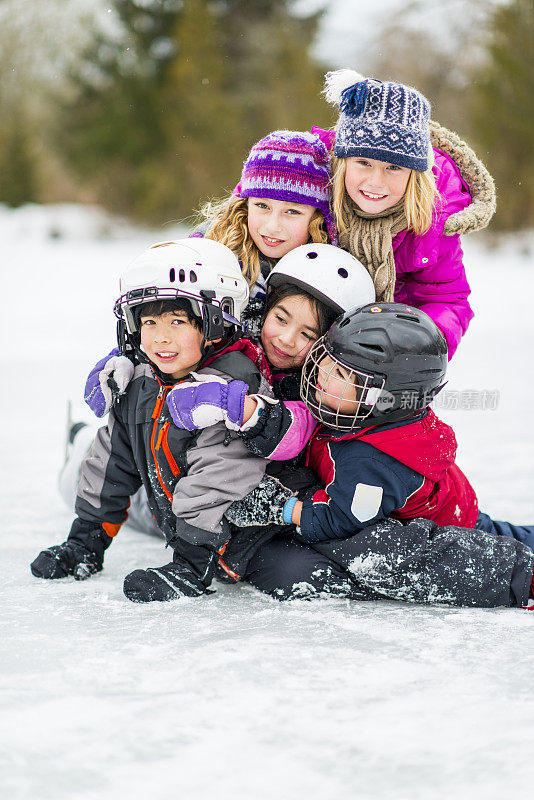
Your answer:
[151,385,165,419]
[155,420,169,450]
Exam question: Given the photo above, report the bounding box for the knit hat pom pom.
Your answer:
[310,137,330,165]
[323,69,366,106]
[340,82,369,116]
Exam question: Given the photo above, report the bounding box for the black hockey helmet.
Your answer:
[300,302,448,431]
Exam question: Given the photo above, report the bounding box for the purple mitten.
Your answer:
[84,348,135,417]
[166,378,249,431]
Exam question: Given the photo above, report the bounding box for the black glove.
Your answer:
[30,519,113,581]
[123,549,217,602]
[225,475,296,528]
[266,463,320,496]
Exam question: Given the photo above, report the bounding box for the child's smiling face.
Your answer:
[247,197,316,259]
[261,294,320,370]
[140,309,205,380]
[344,157,411,214]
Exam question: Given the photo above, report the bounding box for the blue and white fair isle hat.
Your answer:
[324,69,431,172]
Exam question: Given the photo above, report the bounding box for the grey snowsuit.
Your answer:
[74,349,271,575]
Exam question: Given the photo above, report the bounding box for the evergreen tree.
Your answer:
[215,0,328,136]
[56,0,182,218]
[0,116,38,206]
[147,0,330,220]
[0,0,99,207]
[139,0,238,220]
[57,0,330,224]
[470,0,534,230]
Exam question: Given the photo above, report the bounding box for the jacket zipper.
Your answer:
[156,421,181,477]
[217,542,240,581]
[150,383,174,502]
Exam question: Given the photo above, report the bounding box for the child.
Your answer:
[200,129,337,303]
[31,239,274,602]
[84,120,490,416]
[163,297,534,608]
[324,69,496,359]
[279,303,534,557]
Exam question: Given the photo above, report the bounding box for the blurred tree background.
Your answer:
[0,0,533,230]
[0,0,330,224]
[363,0,534,231]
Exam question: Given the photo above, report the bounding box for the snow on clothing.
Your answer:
[79,346,534,607]
[244,520,534,608]
[209,365,534,606]
[74,347,272,580]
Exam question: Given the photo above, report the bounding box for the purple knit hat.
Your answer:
[234,129,337,245]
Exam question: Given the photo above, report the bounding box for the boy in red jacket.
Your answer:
[283,303,534,552]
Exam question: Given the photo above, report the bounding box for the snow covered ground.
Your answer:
[1,204,533,800]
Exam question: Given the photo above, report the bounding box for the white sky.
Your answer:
[299,0,403,67]
[298,0,507,69]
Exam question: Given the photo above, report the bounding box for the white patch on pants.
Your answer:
[350,483,383,522]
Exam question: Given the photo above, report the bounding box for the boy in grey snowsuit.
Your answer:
[30,240,274,602]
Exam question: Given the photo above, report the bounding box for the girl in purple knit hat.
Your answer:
[197,129,337,316]
[324,70,497,359]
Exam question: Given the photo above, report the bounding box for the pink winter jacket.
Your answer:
[392,148,473,359]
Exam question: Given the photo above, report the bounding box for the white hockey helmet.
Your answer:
[114,238,249,343]
[265,243,375,315]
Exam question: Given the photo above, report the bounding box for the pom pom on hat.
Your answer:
[323,69,366,106]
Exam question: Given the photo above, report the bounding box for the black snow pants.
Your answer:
[243,517,534,608]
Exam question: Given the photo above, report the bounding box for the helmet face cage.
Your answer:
[301,339,386,431]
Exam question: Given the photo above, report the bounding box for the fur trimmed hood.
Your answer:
[430,121,496,236]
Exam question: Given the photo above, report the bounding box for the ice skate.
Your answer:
[58,404,97,508]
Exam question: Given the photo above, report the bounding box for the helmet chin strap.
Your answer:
[198,326,242,369]
[129,338,153,370]
[199,336,211,359]
[198,296,242,363]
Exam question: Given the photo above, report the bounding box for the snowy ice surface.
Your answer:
[1,205,533,800]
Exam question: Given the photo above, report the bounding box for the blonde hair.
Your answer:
[200,195,329,287]
[331,149,438,237]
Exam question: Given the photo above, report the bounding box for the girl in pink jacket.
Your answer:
[324,69,496,358]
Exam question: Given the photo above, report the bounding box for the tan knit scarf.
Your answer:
[338,197,408,302]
